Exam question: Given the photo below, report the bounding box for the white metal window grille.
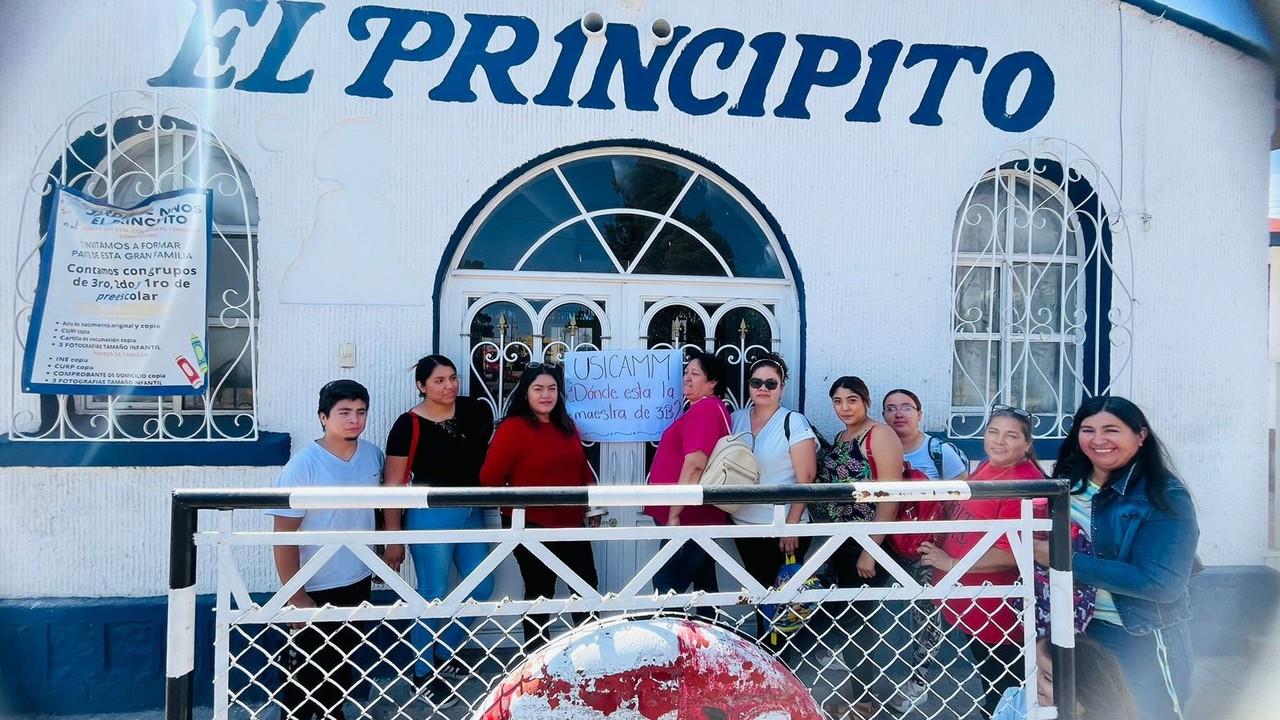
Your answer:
[950,139,1135,440]
[9,90,260,441]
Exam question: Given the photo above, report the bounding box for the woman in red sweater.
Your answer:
[480,364,600,649]
[917,405,1044,717]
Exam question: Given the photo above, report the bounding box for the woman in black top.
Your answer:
[382,355,494,704]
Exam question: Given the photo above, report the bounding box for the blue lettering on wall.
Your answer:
[579,23,692,112]
[429,14,538,104]
[983,51,1056,132]
[148,3,1057,132]
[532,21,588,107]
[147,0,267,89]
[235,0,325,93]
[775,34,862,120]
[728,32,786,118]
[845,39,903,123]
[668,28,745,116]
[903,44,988,126]
[345,7,455,99]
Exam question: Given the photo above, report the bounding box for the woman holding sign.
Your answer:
[644,350,732,603]
[481,364,601,649]
[728,354,818,636]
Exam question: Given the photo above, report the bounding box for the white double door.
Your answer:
[442,274,797,592]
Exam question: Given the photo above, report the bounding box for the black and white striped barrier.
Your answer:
[167,479,1067,511]
[165,479,1076,720]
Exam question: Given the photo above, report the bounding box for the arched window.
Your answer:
[11,93,260,441]
[950,142,1133,440]
[440,144,800,421]
[458,153,786,279]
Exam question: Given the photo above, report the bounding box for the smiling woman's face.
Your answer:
[1077,410,1146,473]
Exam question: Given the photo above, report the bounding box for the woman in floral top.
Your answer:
[812,375,905,716]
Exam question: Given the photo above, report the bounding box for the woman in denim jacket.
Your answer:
[1036,396,1199,720]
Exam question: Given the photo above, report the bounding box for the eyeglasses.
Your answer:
[883,404,918,415]
[990,403,1032,420]
[748,378,780,390]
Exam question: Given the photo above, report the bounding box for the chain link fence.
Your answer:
[166,482,1075,720]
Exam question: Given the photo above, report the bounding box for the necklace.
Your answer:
[840,420,874,444]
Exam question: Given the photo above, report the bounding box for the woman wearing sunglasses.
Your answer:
[726,353,817,636]
[1034,397,1198,720]
[918,404,1044,716]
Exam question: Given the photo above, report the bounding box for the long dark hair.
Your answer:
[829,375,871,406]
[504,365,576,436]
[686,350,729,398]
[1053,396,1178,512]
[413,354,457,396]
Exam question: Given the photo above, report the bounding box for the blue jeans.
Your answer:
[1087,620,1193,720]
[404,506,495,677]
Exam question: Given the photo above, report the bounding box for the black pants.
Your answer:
[508,521,600,649]
[733,528,812,638]
[970,640,1023,717]
[279,577,372,720]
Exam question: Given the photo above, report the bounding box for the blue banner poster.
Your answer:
[564,349,684,442]
[21,186,211,395]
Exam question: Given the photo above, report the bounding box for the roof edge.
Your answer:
[1123,0,1271,62]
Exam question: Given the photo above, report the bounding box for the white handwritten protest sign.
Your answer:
[564,349,684,442]
[22,186,210,395]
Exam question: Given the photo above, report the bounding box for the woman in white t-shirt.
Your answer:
[728,353,817,636]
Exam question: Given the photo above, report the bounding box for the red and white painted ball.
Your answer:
[472,615,823,720]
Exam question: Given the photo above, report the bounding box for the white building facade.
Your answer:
[0,0,1273,712]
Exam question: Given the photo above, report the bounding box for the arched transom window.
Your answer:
[457,153,786,278]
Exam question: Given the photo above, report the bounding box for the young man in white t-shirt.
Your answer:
[266,379,384,720]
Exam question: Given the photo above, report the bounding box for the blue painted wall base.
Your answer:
[1,566,1276,714]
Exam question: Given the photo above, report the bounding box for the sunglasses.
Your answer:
[749,378,780,390]
[990,403,1032,420]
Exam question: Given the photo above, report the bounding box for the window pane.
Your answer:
[1008,176,1066,255]
[595,213,661,269]
[647,305,707,348]
[1010,262,1078,333]
[1008,342,1077,415]
[714,306,772,351]
[954,266,1000,333]
[199,149,260,227]
[469,302,535,406]
[955,178,999,253]
[542,303,603,362]
[558,155,692,214]
[952,340,999,408]
[209,235,257,321]
[715,307,773,408]
[632,225,727,276]
[670,177,784,278]
[461,171,579,270]
[183,325,253,411]
[522,220,617,273]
